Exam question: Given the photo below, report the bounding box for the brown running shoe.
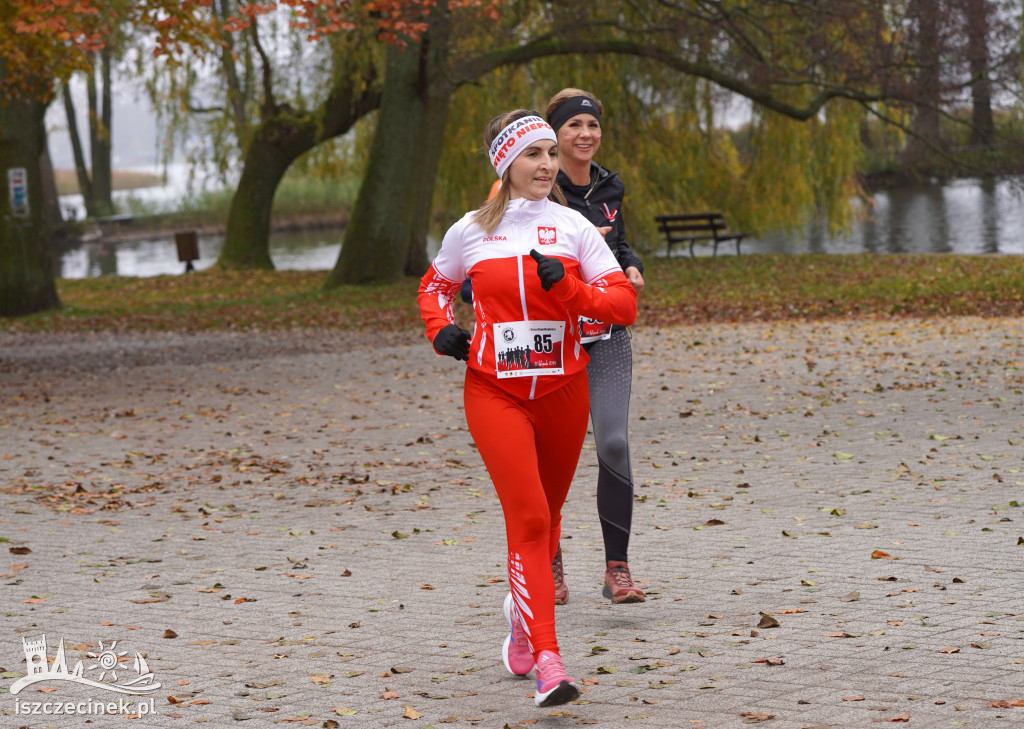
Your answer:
[603,560,645,604]
[552,547,568,605]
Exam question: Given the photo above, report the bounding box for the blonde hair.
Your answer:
[545,88,604,120]
[472,109,565,235]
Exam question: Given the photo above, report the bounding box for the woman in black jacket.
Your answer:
[545,88,646,604]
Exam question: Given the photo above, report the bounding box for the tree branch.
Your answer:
[453,36,887,121]
[213,0,249,141]
[248,13,275,119]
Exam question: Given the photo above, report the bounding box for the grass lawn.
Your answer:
[4,254,1023,333]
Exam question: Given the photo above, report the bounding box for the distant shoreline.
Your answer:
[53,168,165,197]
[54,212,348,247]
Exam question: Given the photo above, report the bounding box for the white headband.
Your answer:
[488,115,557,179]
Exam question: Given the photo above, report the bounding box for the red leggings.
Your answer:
[464,367,590,658]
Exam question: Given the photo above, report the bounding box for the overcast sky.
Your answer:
[46,74,162,171]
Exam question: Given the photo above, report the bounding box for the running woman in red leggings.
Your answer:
[418,109,637,707]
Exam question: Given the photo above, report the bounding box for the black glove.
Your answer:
[529,249,564,292]
[432,324,471,361]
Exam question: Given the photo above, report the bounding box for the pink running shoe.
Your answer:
[533,650,579,707]
[502,593,534,677]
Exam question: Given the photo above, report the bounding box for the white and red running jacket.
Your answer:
[418,197,637,400]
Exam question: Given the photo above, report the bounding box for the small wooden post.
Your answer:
[174,231,199,273]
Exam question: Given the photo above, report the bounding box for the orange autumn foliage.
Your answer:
[0,0,216,98]
[277,0,503,45]
[1,0,506,99]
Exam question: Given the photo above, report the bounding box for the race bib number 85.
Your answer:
[493,320,565,378]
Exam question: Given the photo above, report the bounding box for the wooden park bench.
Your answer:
[654,212,747,257]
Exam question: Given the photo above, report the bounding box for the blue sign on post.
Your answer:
[8,167,29,218]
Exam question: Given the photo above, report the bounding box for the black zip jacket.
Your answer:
[557,162,644,275]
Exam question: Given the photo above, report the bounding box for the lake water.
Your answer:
[752,177,1024,256]
[55,176,1024,278]
[58,227,344,279]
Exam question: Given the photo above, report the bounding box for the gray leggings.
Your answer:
[584,326,634,563]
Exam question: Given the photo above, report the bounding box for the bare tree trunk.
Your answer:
[402,39,451,277]
[217,80,380,270]
[60,54,113,218]
[219,113,315,270]
[62,79,94,215]
[91,48,114,214]
[906,0,943,162]
[39,140,64,231]
[0,61,60,317]
[85,57,100,209]
[327,13,452,286]
[213,0,250,143]
[963,0,994,146]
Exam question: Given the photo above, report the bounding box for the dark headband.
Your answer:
[547,95,601,133]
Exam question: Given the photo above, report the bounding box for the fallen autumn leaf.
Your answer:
[757,614,780,629]
[740,710,776,722]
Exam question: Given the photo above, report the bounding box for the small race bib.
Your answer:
[493,320,565,378]
[579,316,612,344]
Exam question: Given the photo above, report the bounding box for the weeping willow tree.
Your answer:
[147,0,983,280]
[138,2,387,270]
[121,0,1019,282]
[327,0,940,284]
[433,51,870,255]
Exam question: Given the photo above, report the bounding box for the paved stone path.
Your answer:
[1,317,1023,728]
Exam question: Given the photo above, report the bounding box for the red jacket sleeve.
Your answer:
[550,269,637,326]
[417,263,462,352]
